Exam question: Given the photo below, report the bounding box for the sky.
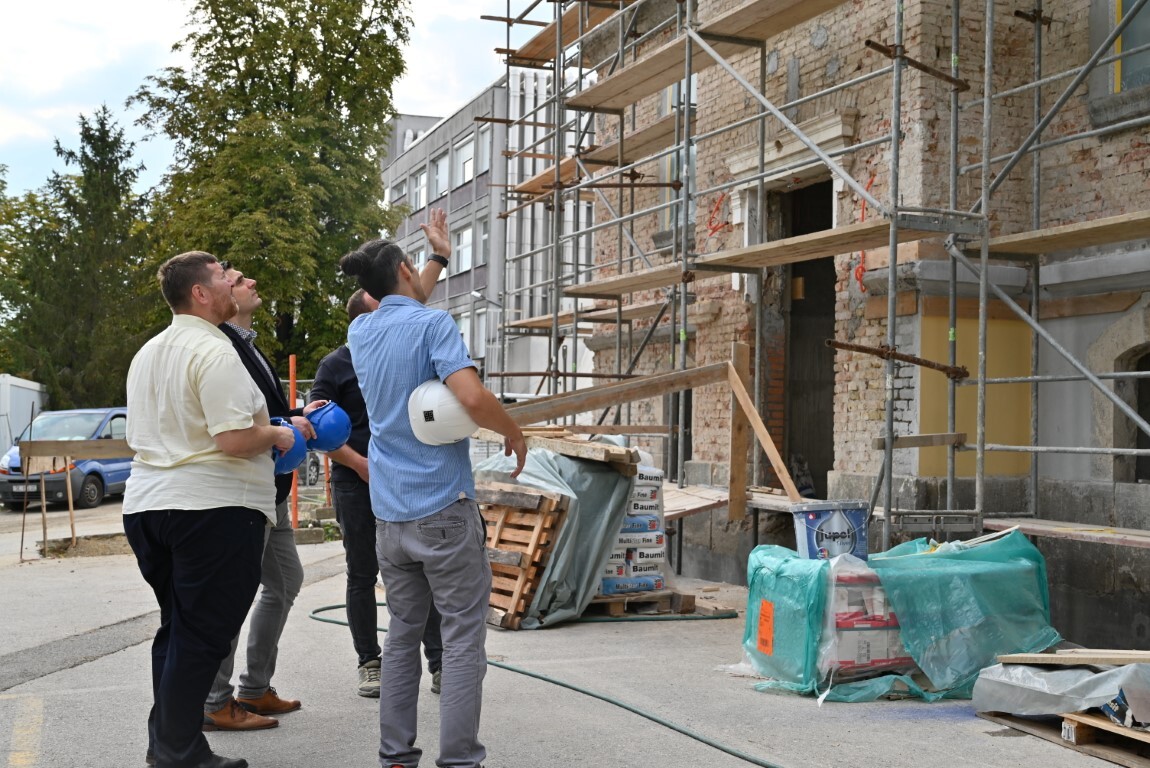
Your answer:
[0,1,519,196]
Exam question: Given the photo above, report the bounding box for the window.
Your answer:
[477,125,492,174]
[1088,0,1150,125]
[410,168,427,210]
[477,218,490,266]
[1117,0,1150,90]
[454,225,473,272]
[474,309,487,359]
[456,312,472,354]
[390,179,406,203]
[454,137,475,186]
[411,246,426,269]
[432,153,449,199]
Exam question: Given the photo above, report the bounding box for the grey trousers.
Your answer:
[205,499,304,709]
[377,499,491,768]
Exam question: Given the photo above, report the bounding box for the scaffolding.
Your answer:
[487,0,1150,550]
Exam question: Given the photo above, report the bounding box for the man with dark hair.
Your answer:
[340,208,526,768]
[310,283,445,700]
[124,252,297,768]
[202,262,321,731]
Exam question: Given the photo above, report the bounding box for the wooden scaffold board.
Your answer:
[479,481,570,630]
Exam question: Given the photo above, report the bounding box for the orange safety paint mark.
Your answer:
[756,599,775,655]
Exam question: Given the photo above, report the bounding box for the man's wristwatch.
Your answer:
[429,253,449,268]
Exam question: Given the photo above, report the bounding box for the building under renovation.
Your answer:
[388,0,1150,649]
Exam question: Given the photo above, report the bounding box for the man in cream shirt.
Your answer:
[123,251,296,768]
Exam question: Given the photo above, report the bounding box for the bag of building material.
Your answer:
[869,529,1062,695]
[972,662,1150,716]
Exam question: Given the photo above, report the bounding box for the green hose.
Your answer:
[308,603,787,768]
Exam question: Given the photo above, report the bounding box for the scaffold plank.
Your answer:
[513,156,582,195]
[983,517,1150,549]
[505,299,681,330]
[699,0,855,42]
[582,114,690,166]
[566,221,936,298]
[510,3,633,63]
[565,36,742,112]
[984,209,1150,254]
[700,220,938,269]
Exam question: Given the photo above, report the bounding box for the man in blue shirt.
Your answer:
[340,212,526,768]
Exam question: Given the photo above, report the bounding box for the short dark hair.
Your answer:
[158,251,219,311]
[346,288,374,322]
[339,239,408,301]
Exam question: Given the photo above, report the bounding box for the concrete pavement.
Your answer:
[0,502,1106,768]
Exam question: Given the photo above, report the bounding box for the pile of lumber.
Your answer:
[475,427,640,476]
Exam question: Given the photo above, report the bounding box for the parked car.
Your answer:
[0,408,131,509]
[303,451,324,487]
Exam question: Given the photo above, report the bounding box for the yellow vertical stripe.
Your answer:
[7,697,43,768]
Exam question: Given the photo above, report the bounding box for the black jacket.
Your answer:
[219,323,300,505]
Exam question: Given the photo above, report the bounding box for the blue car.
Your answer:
[0,408,131,509]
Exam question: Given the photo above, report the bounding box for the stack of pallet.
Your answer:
[981,649,1150,766]
[478,481,569,630]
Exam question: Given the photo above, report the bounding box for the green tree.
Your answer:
[0,109,155,408]
[134,0,411,377]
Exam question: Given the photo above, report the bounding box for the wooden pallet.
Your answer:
[584,588,682,617]
[479,482,569,630]
[980,711,1150,768]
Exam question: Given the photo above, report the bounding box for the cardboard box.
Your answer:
[832,576,896,627]
[617,531,665,548]
[835,627,913,674]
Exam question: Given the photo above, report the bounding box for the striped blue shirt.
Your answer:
[348,295,476,522]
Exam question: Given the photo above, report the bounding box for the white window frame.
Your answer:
[454,225,473,272]
[477,218,490,266]
[477,125,492,174]
[432,152,449,199]
[456,311,472,354]
[474,308,487,360]
[454,136,475,186]
[410,168,426,210]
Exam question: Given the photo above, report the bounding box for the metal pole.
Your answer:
[975,0,995,523]
[947,0,960,519]
[676,1,695,488]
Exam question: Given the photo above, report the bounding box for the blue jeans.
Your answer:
[376,499,491,768]
[332,476,442,671]
[125,507,264,768]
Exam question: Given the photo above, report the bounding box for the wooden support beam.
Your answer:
[20,438,131,460]
[871,432,967,450]
[726,364,802,501]
[474,428,640,464]
[504,363,729,425]
[727,343,751,521]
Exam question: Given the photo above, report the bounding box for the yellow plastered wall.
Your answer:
[919,314,1032,477]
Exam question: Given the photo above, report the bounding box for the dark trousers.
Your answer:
[332,476,442,672]
[124,507,265,768]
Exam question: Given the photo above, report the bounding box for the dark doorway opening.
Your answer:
[781,180,836,499]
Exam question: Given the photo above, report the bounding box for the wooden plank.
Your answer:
[663,484,730,522]
[698,220,938,270]
[561,424,672,435]
[998,650,1150,666]
[504,363,729,424]
[565,262,684,299]
[871,432,967,450]
[566,36,743,112]
[1064,712,1150,747]
[474,428,639,464]
[487,547,528,568]
[864,291,918,320]
[511,3,631,62]
[506,300,677,330]
[476,481,553,510]
[699,0,853,41]
[513,156,582,195]
[984,210,1150,254]
[983,518,1150,549]
[582,114,689,166]
[20,438,131,460]
[728,342,751,522]
[920,295,1031,321]
[727,363,802,501]
[979,712,1150,768]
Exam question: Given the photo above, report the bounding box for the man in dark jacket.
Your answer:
[202,262,320,731]
[311,287,444,698]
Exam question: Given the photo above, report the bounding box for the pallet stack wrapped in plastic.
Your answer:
[600,465,667,595]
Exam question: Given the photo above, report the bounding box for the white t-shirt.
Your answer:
[122,313,276,522]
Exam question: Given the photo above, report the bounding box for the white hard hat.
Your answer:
[407,379,478,445]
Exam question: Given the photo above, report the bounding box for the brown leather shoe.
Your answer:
[202,698,279,731]
[235,687,301,715]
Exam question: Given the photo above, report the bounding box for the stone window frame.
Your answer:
[1086,0,1150,128]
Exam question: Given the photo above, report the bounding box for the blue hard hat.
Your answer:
[305,401,352,452]
[269,417,307,475]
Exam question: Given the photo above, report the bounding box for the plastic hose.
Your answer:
[308,603,787,768]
